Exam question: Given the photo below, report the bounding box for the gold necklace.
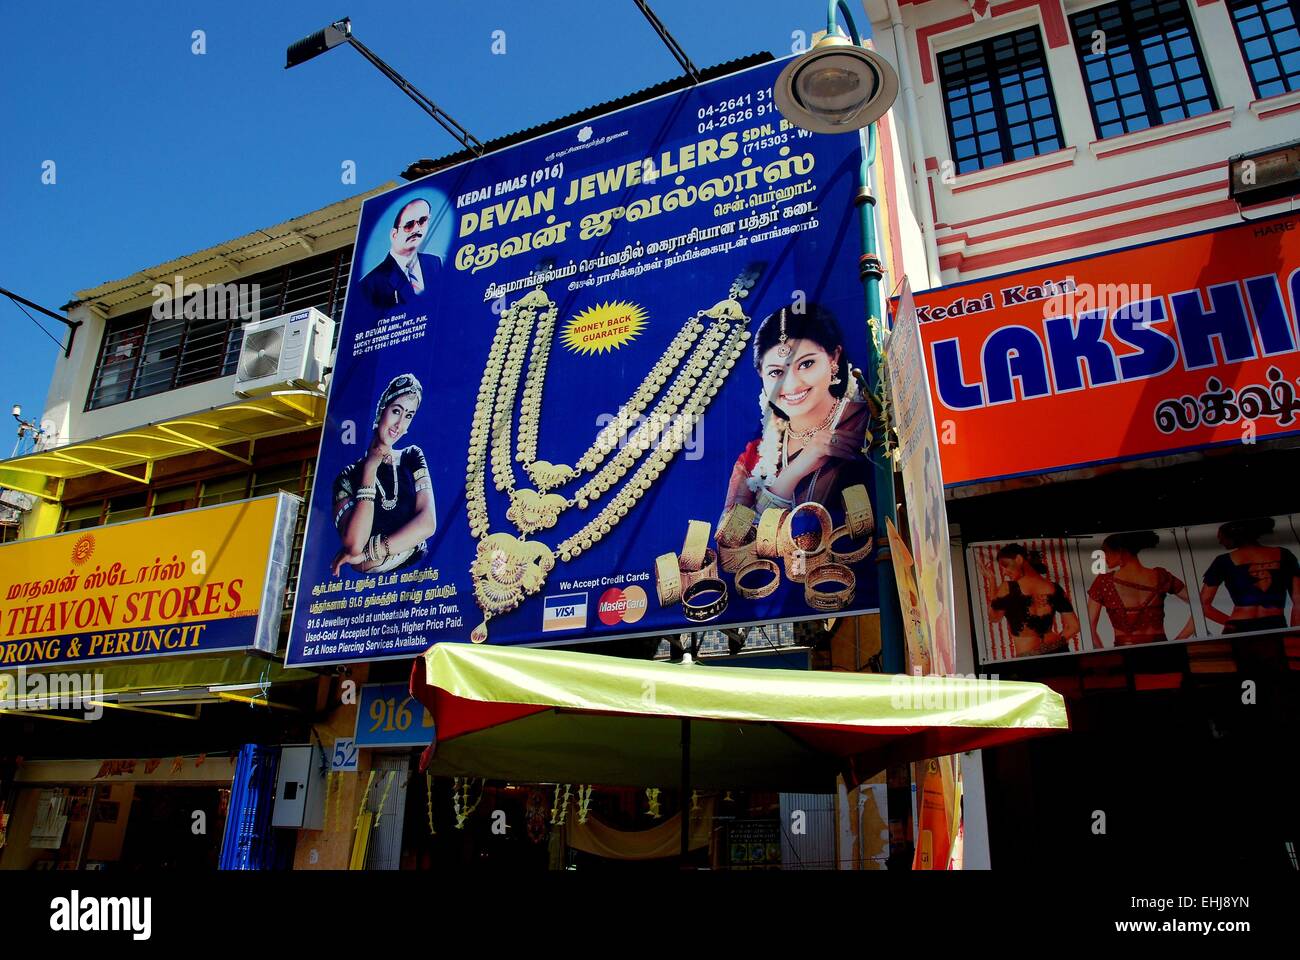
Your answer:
[465,287,752,644]
[491,291,736,536]
[785,393,846,440]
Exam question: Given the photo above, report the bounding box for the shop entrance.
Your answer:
[117,785,228,870]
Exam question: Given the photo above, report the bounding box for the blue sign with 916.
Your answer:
[353,682,435,748]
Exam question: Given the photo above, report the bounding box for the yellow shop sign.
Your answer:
[0,494,298,667]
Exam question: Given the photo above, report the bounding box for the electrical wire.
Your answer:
[2,294,64,351]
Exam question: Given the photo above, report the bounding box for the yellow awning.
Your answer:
[0,390,325,501]
[2,652,316,714]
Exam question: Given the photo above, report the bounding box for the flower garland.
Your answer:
[576,785,593,825]
[425,772,436,837]
[646,787,662,819]
[353,770,377,834]
[550,783,572,825]
[453,777,483,830]
[373,770,396,829]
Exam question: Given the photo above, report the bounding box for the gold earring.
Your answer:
[830,362,842,386]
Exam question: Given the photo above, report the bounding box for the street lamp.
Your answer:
[774,1,905,674]
[285,17,485,156]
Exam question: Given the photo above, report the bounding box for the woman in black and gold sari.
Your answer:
[331,373,437,575]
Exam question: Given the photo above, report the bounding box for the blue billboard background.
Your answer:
[288,57,880,666]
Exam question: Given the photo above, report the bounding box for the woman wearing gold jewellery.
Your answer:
[722,303,870,521]
[331,373,437,575]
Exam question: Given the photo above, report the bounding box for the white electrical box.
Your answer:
[271,744,326,830]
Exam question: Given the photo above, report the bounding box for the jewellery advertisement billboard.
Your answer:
[967,513,1300,663]
[286,57,882,666]
[914,212,1300,486]
[0,494,298,668]
[886,280,957,678]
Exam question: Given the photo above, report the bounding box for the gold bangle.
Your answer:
[829,524,873,564]
[680,549,718,592]
[655,552,682,607]
[680,519,712,572]
[682,577,728,623]
[805,562,856,612]
[734,558,780,600]
[716,503,756,548]
[842,484,873,539]
[783,544,830,583]
[718,528,757,574]
[781,501,833,562]
[755,507,787,558]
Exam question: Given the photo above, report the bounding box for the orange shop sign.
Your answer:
[915,213,1300,486]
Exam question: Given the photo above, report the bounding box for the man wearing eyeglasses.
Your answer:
[356,197,444,311]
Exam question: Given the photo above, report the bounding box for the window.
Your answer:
[86,246,353,411]
[938,28,1066,174]
[105,492,149,524]
[1228,0,1300,97]
[199,473,250,507]
[59,502,104,532]
[1,523,22,543]
[1071,0,1217,139]
[150,483,198,516]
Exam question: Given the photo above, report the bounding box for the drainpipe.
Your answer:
[886,0,943,290]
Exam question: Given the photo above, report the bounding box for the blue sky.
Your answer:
[0,0,848,431]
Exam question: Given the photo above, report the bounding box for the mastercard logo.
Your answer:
[596,585,648,626]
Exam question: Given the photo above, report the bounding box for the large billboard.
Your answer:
[0,494,297,667]
[915,213,1300,486]
[287,58,882,666]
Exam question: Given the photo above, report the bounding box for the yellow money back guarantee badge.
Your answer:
[562,301,648,354]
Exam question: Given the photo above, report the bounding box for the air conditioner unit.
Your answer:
[234,307,334,397]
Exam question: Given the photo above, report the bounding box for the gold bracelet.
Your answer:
[842,484,873,539]
[680,519,712,572]
[718,528,757,574]
[783,545,830,584]
[755,507,787,558]
[805,562,856,612]
[682,578,728,623]
[680,549,718,592]
[829,524,872,564]
[654,553,682,607]
[716,503,756,548]
[783,501,834,552]
[734,558,780,600]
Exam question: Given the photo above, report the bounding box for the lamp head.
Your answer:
[10,404,20,419]
[286,17,352,69]
[774,34,899,134]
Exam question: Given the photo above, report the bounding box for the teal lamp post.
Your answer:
[773,1,905,673]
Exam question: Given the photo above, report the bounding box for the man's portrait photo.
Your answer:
[356,195,445,311]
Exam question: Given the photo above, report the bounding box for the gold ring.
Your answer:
[755,507,787,558]
[680,519,712,572]
[842,484,873,540]
[716,503,756,548]
[734,558,780,600]
[829,524,872,564]
[654,552,681,607]
[682,577,728,623]
[805,562,856,612]
[680,548,718,592]
[718,528,757,574]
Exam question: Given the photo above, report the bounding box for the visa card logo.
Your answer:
[542,593,587,632]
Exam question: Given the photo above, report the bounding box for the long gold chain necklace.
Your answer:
[488,290,737,537]
[516,306,706,493]
[464,286,751,643]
